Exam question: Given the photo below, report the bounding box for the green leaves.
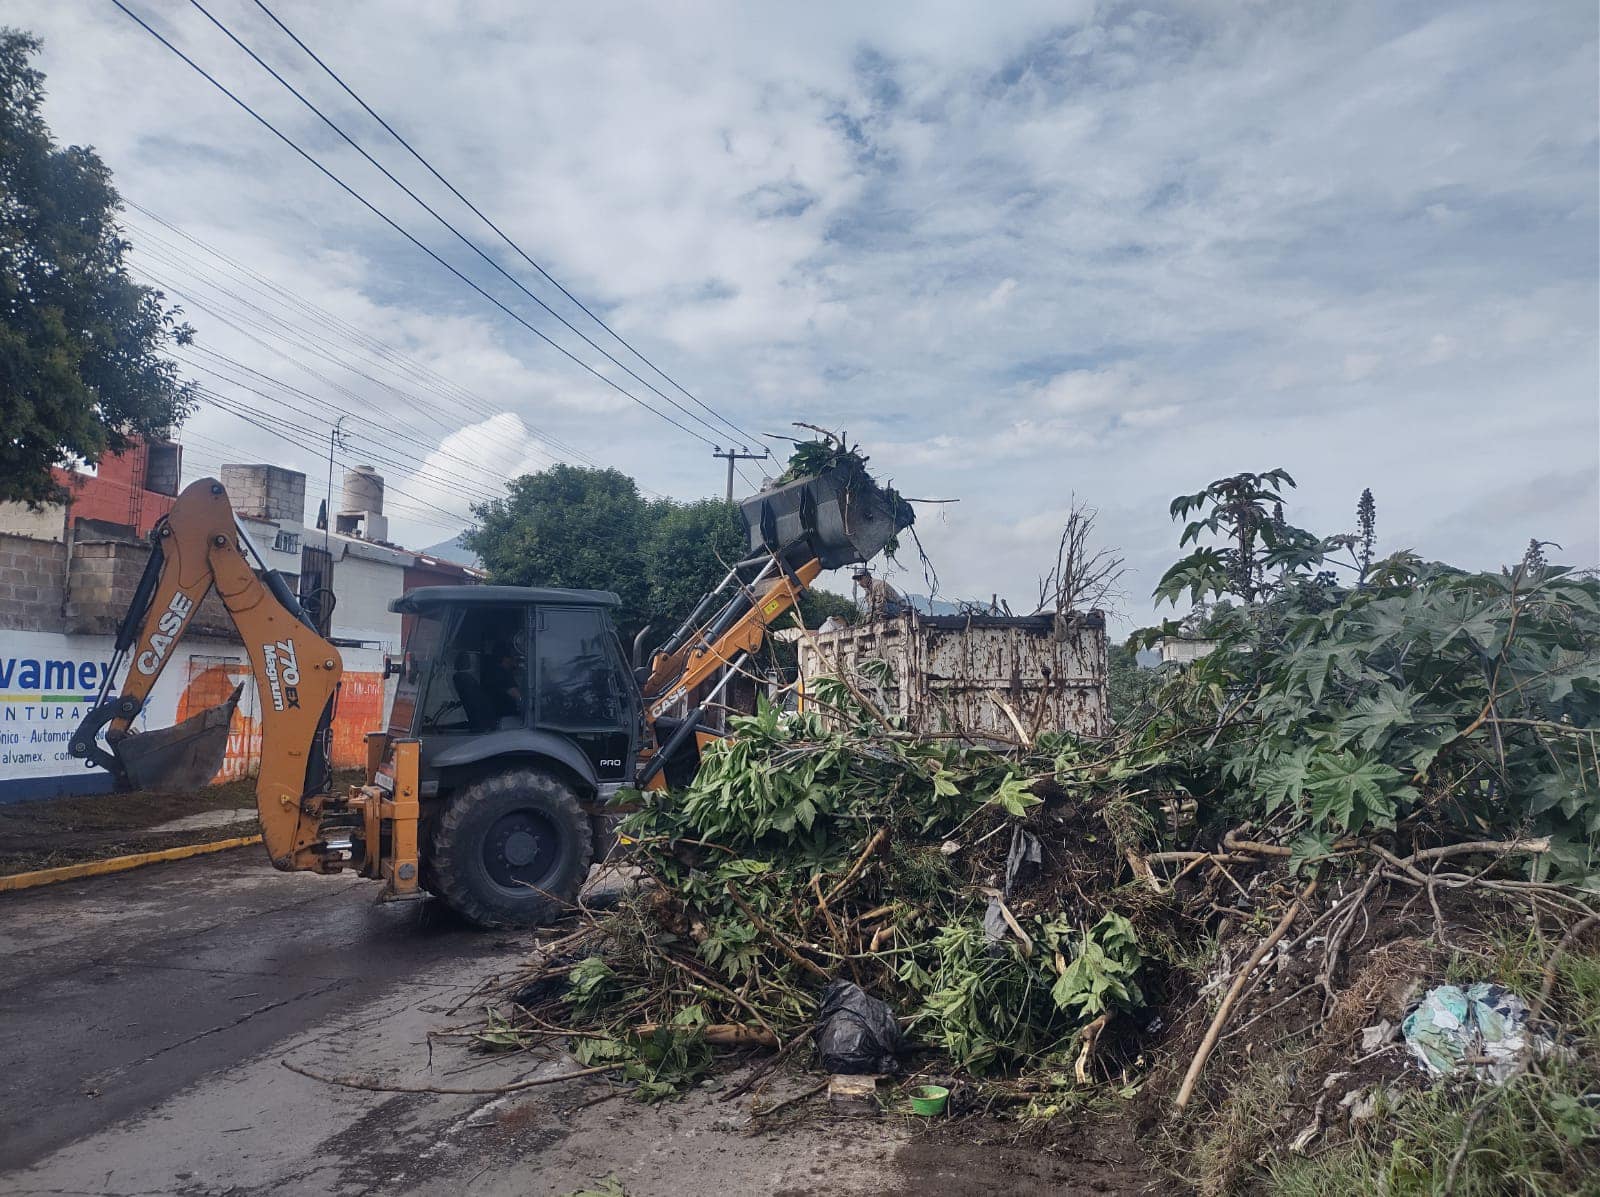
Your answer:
[1050,914,1144,1020]
[466,467,788,640]
[1303,750,1406,831]
[566,956,623,1019]
[571,1008,714,1103]
[1,32,196,505]
[1134,475,1600,856]
[991,773,1041,818]
[918,912,1144,1073]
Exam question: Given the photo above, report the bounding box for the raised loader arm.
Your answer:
[635,458,913,787]
[640,551,822,723]
[636,547,820,788]
[69,478,349,874]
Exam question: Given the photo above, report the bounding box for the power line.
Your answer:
[195,396,478,531]
[123,206,681,507]
[127,245,598,486]
[246,0,762,450]
[112,0,722,449]
[142,258,553,482]
[126,202,543,426]
[179,429,475,534]
[126,206,624,480]
[183,0,744,450]
[177,349,531,496]
[193,383,505,507]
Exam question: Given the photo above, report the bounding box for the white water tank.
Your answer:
[336,465,388,540]
[342,465,384,515]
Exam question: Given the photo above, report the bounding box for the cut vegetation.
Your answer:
[454,469,1599,1194]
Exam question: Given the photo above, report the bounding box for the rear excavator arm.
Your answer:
[68,478,351,874]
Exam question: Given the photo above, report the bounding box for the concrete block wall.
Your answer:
[65,538,237,641]
[221,465,307,523]
[0,533,68,632]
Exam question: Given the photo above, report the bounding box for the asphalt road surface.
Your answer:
[0,849,1141,1196]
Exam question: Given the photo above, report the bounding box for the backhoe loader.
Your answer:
[68,463,907,926]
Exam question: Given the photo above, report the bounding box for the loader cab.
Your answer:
[388,587,642,798]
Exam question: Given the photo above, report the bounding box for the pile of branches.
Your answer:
[464,468,1599,1185]
[474,674,1175,1105]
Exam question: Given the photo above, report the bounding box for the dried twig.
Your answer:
[1175,875,1318,1109]
[989,690,1034,748]
[726,880,831,981]
[663,953,781,1044]
[822,827,890,907]
[1075,1013,1109,1084]
[751,1078,829,1118]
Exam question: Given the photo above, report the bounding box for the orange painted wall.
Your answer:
[176,659,387,781]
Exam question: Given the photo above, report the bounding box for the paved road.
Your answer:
[0,849,533,1191]
[0,849,1136,1197]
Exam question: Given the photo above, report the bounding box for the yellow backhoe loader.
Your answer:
[68,464,906,925]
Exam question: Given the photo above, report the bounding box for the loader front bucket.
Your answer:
[739,462,914,569]
[113,683,242,792]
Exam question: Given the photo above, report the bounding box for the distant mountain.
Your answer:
[903,594,988,616]
[421,532,479,566]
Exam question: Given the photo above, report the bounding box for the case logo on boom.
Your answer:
[261,638,302,711]
[136,593,195,674]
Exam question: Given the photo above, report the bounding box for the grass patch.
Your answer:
[1267,938,1600,1197]
[1268,1067,1600,1196]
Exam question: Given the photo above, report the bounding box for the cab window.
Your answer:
[535,607,622,731]
[417,606,529,734]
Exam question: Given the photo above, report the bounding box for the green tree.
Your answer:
[468,466,856,645]
[1106,643,1157,727]
[797,587,856,628]
[641,497,746,637]
[0,30,194,506]
[466,465,653,630]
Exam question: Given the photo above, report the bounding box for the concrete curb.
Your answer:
[0,834,263,893]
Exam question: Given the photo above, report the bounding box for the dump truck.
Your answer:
[798,609,1109,742]
[68,460,909,926]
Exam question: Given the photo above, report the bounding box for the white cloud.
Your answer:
[980,278,1019,310]
[10,0,1594,620]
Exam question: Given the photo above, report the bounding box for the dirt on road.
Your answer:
[0,772,366,874]
[0,847,1162,1196]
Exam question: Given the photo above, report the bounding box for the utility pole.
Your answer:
[324,416,348,555]
[712,445,770,502]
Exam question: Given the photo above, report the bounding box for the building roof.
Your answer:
[391,585,620,613]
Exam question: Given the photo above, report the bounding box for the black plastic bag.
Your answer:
[814,980,905,1074]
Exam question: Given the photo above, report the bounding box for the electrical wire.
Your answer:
[125,202,550,429]
[195,384,504,507]
[194,397,476,531]
[131,220,628,482]
[126,245,598,490]
[246,0,763,450]
[112,0,721,448]
[184,0,744,450]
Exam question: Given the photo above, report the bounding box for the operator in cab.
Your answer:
[852,568,907,622]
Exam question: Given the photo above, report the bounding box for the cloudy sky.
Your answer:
[16,1,1599,626]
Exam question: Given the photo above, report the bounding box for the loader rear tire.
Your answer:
[430,768,592,929]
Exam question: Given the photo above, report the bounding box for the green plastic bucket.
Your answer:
[909,1084,949,1116]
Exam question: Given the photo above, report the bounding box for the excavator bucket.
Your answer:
[739,462,914,569]
[113,683,243,792]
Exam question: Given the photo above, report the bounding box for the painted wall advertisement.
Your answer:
[1,630,390,802]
